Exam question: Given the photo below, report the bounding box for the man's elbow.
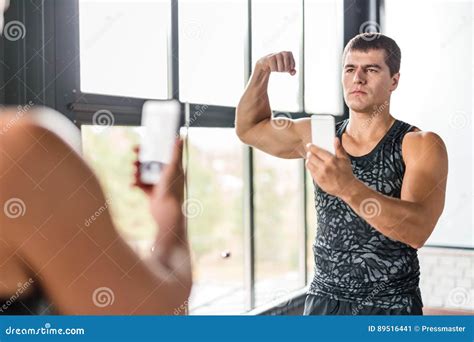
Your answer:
[235,125,250,144]
[235,108,250,143]
[409,240,425,250]
[235,118,259,146]
[408,224,435,249]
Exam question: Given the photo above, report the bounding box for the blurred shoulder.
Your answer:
[1,105,81,154]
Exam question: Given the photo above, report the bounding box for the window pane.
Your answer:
[179,0,246,107]
[304,0,344,114]
[186,128,245,314]
[79,0,169,99]
[251,0,303,112]
[81,126,157,254]
[384,0,473,248]
[254,150,303,307]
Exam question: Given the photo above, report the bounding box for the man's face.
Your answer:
[342,49,399,113]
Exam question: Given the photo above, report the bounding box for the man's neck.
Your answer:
[346,106,395,142]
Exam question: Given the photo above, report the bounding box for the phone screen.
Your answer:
[311,114,336,154]
[139,100,181,184]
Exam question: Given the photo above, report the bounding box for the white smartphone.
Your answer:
[311,114,336,154]
[139,100,181,185]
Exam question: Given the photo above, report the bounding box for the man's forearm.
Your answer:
[147,216,192,290]
[235,63,272,138]
[340,179,432,249]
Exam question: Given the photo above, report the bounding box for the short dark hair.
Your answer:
[342,33,401,76]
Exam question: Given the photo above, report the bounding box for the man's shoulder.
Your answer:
[403,129,445,148]
[402,129,447,164]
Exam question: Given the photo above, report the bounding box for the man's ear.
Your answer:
[390,72,400,92]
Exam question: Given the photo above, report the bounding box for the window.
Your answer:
[384,0,473,247]
[252,0,303,112]
[185,128,245,314]
[304,0,344,115]
[179,0,246,107]
[253,150,304,306]
[79,0,170,99]
[81,126,157,254]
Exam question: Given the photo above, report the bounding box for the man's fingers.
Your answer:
[159,139,184,186]
[260,52,296,74]
[289,55,296,75]
[289,52,295,71]
[305,143,333,161]
[306,154,320,168]
[170,139,184,171]
[282,52,290,71]
[131,171,153,195]
[268,55,278,72]
[305,158,313,172]
[283,52,294,73]
[131,146,155,195]
[275,53,284,72]
[283,51,296,74]
[305,143,325,169]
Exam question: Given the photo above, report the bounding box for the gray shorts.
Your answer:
[303,293,423,315]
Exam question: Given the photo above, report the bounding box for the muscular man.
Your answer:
[236,33,448,315]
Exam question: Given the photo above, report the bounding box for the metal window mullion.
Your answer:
[243,146,255,311]
[300,162,308,287]
[299,0,308,288]
[170,0,179,101]
[379,0,386,33]
[243,0,256,311]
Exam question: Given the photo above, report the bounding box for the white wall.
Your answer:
[384,0,473,247]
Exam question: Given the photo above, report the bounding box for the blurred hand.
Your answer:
[256,51,296,75]
[133,140,185,239]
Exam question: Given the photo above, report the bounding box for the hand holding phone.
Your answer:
[139,100,181,185]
